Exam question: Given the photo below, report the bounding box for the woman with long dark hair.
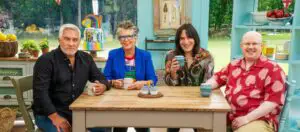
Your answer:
[164,23,214,132]
[164,23,214,86]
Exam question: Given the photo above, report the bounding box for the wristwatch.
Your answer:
[111,80,115,87]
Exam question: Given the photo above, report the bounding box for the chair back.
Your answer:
[289,96,300,130]
[11,75,35,132]
[278,80,297,132]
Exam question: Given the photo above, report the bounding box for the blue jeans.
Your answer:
[167,128,197,132]
[35,115,111,132]
[114,127,149,132]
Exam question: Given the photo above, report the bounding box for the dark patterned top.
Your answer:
[164,48,214,86]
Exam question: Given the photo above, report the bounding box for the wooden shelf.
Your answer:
[231,55,289,64]
[290,60,300,64]
[235,25,293,30]
[145,39,175,43]
[145,38,175,51]
[295,26,300,30]
[270,59,289,64]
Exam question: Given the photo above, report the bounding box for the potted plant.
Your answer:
[29,43,40,57]
[39,38,49,54]
[21,40,34,52]
[21,40,39,57]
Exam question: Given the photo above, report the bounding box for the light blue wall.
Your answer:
[137,0,210,69]
[193,0,210,50]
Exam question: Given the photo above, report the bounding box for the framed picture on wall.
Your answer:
[153,0,191,38]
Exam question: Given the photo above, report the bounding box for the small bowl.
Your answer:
[251,12,268,25]
[275,53,289,60]
[267,16,293,26]
[18,52,31,58]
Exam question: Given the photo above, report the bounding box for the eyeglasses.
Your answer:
[118,34,136,41]
[242,42,261,47]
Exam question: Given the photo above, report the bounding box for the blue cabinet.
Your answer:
[231,0,300,86]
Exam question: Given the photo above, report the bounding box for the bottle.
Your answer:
[147,80,152,87]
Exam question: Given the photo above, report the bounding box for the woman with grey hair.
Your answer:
[104,20,157,132]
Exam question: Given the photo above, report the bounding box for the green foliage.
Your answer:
[114,0,136,22]
[22,40,34,50]
[1,0,137,33]
[2,0,61,28]
[1,0,295,38]
[258,0,295,12]
[39,38,49,49]
[209,0,233,30]
[103,0,120,13]
[22,40,39,51]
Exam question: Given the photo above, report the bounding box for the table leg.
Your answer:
[73,111,86,132]
[213,112,227,132]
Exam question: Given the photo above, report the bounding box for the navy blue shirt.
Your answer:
[32,47,110,123]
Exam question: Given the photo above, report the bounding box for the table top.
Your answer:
[70,86,231,112]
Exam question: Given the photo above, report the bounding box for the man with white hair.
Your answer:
[32,24,110,132]
[204,31,286,132]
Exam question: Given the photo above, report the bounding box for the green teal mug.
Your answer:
[175,55,185,67]
[200,84,212,97]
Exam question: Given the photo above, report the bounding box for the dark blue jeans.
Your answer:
[167,128,197,132]
[35,115,111,132]
[114,127,149,132]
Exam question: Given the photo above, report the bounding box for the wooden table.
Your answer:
[70,86,231,132]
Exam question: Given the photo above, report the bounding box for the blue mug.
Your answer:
[200,84,212,97]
